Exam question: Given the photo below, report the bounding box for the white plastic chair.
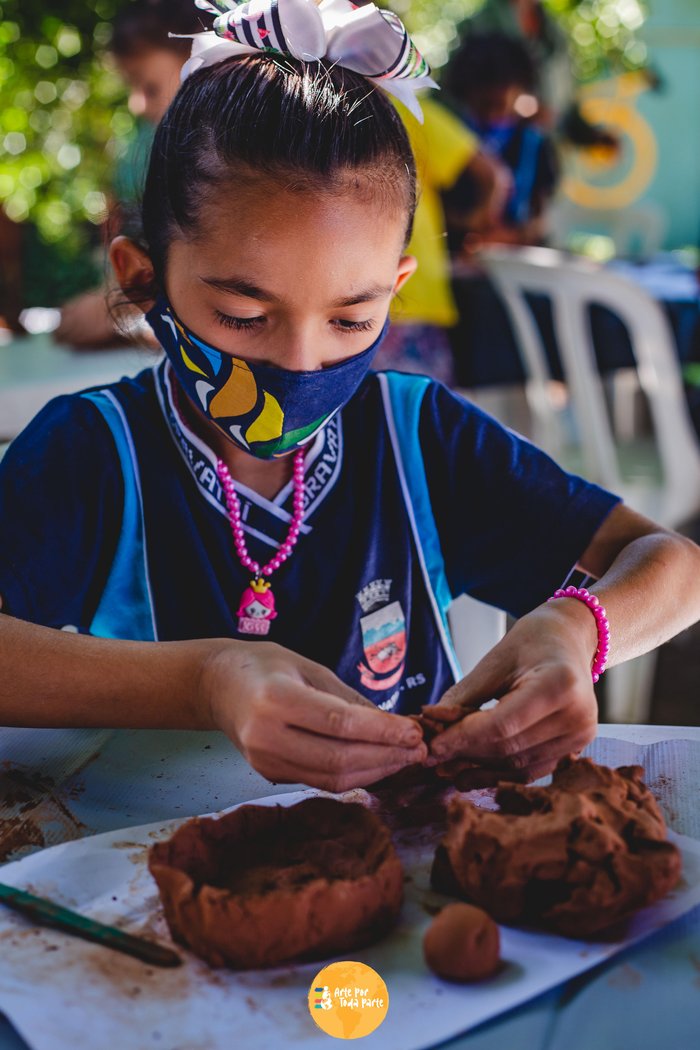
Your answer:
[477,245,700,722]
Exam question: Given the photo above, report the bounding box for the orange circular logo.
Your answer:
[308,961,389,1040]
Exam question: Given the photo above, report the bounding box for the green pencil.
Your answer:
[0,881,182,967]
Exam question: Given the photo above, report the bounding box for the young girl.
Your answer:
[1,0,699,793]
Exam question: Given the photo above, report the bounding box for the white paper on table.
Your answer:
[0,737,699,1050]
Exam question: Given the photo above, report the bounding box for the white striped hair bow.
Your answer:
[185,0,437,121]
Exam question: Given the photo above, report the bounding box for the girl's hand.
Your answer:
[427,601,599,785]
[201,641,427,792]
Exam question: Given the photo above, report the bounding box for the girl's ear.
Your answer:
[393,254,418,295]
[109,236,156,313]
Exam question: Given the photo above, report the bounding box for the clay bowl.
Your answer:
[148,796,404,969]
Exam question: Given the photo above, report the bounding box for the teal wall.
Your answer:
[638,0,700,248]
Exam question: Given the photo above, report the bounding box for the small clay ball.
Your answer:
[423,903,500,982]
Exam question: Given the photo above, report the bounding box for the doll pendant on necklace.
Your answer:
[216,450,306,636]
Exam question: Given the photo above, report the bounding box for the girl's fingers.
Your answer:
[493,729,596,776]
[446,743,588,791]
[430,668,593,764]
[247,735,426,793]
[435,705,596,768]
[435,722,594,789]
[304,663,377,709]
[242,708,426,780]
[284,726,427,778]
[277,678,424,748]
[438,645,513,712]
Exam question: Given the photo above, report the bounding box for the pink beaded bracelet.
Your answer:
[547,585,610,683]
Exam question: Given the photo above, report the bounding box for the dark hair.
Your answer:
[110,0,212,59]
[140,55,417,289]
[444,32,538,102]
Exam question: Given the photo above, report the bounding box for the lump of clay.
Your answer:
[424,902,500,982]
[149,797,403,969]
[367,706,472,794]
[412,705,482,783]
[412,704,464,744]
[432,757,681,938]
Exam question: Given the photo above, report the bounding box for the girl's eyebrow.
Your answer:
[333,284,394,307]
[199,275,392,308]
[199,275,280,302]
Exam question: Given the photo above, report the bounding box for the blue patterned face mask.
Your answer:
[146,296,388,459]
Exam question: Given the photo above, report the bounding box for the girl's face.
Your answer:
[113,181,416,372]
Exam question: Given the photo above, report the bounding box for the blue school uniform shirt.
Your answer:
[0,361,619,713]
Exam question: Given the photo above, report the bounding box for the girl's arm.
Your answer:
[428,504,700,782]
[0,616,215,730]
[0,617,425,791]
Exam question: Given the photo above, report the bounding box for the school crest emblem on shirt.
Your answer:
[356,580,407,691]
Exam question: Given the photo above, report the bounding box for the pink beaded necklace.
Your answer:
[216,450,306,636]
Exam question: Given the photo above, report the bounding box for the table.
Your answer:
[451,256,700,389]
[0,334,157,441]
[0,723,698,1050]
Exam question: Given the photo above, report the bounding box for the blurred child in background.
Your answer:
[55,0,210,349]
[443,32,558,251]
[459,0,619,150]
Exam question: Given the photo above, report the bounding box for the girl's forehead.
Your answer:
[174,188,407,300]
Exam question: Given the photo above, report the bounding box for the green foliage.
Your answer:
[546,1,649,80]
[21,224,105,307]
[387,0,486,69]
[388,1,649,80]
[0,0,131,248]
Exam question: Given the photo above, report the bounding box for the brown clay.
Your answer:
[432,757,681,938]
[423,902,501,982]
[411,705,480,781]
[411,705,464,744]
[148,797,404,969]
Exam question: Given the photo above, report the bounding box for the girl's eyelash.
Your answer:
[333,318,375,333]
[214,310,263,331]
[214,311,374,335]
